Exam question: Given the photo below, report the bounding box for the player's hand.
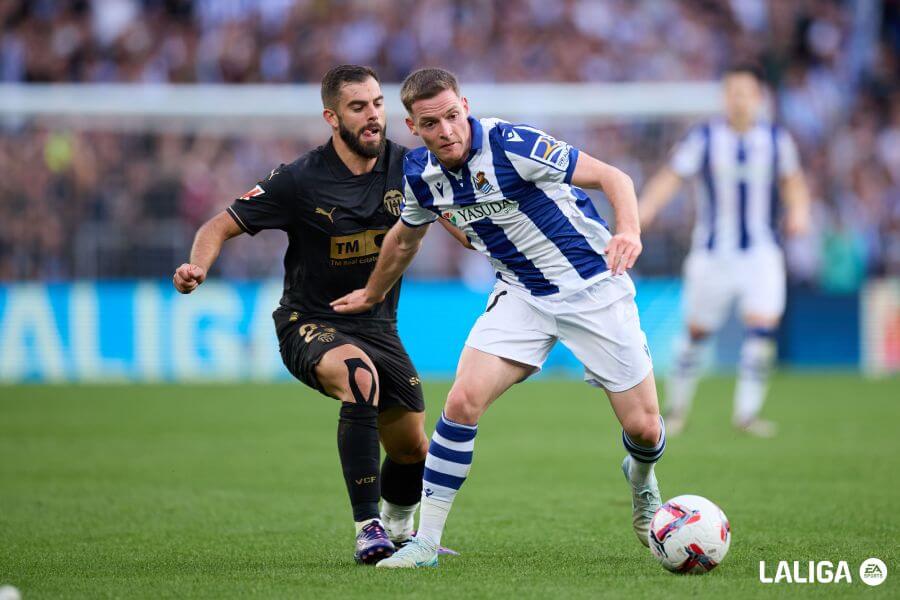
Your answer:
[173,263,206,294]
[784,209,810,238]
[604,231,642,276]
[331,288,384,314]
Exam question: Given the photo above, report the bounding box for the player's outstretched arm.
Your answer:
[571,152,642,276]
[173,211,244,294]
[781,170,811,237]
[331,220,429,313]
[437,217,474,249]
[637,167,683,229]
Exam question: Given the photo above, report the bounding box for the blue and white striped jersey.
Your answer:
[670,118,800,253]
[401,116,612,297]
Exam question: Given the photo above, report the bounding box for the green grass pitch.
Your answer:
[1,374,898,598]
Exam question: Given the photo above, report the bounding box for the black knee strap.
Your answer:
[345,358,377,405]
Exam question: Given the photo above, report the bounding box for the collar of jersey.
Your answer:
[428,116,483,171]
[324,138,388,179]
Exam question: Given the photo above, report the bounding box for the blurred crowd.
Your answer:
[1,0,898,290]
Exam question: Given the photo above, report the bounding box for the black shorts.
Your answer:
[273,307,425,413]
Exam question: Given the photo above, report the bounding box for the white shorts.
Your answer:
[464,275,653,392]
[683,245,786,332]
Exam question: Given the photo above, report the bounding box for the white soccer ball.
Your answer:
[0,585,22,600]
[648,494,731,574]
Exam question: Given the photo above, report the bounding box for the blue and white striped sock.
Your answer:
[622,416,666,485]
[416,413,477,548]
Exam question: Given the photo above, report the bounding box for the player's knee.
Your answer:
[688,325,711,342]
[387,435,428,464]
[625,412,661,446]
[351,366,376,403]
[444,386,481,425]
[318,347,379,406]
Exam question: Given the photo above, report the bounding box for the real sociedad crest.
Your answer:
[383,189,403,217]
[472,171,494,194]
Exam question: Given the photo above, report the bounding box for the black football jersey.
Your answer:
[227,139,408,325]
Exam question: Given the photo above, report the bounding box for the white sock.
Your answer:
[415,413,477,548]
[734,333,776,424]
[629,459,655,486]
[666,335,706,416]
[417,497,452,548]
[380,500,417,539]
[623,417,666,486]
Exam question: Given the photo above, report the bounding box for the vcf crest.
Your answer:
[383,189,403,217]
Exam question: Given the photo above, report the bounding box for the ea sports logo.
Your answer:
[859,558,887,587]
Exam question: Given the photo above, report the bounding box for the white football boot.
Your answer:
[376,537,438,568]
[621,455,662,547]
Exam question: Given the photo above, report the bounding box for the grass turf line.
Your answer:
[1,374,898,599]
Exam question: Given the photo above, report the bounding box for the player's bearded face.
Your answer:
[337,114,386,159]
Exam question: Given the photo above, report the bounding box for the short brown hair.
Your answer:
[321,64,379,109]
[400,68,460,113]
[724,61,765,83]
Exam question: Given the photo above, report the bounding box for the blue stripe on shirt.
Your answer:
[737,137,749,250]
[770,124,782,245]
[489,132,607,280]
[405,152,437,209]
[470,219,559,296]
[439,163,478,207]
[572,187,609,229]
[701,123,717,251]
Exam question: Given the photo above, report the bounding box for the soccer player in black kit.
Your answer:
[173,65,461,564]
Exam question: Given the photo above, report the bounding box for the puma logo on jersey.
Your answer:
[315,206,337,223]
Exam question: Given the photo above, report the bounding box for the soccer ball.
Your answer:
[648,494,731,574]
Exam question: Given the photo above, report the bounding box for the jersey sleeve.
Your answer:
[400,176,438,227]
[495,123,580,185]
[226,165,295,235]
[775,127,801,177]
[669,126,706,177]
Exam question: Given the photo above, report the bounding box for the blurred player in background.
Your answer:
[172,65,461,564]
[333,68,666,568]
[639,63,811,438]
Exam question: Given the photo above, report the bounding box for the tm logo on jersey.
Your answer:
[530,135,570,171]
[442,199,518,226]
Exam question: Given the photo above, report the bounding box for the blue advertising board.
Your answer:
[0,279,685,382]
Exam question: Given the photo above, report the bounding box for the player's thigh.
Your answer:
[683,251,735,332]
[315,343,380,405]
[557,277,653,394]
[739,247,786,326]
[445,346,536,425]
[606,370,661,441]
[378,407,428,464]
[274,310,373,401]
[464,283,557,373]
[355,328,425,414]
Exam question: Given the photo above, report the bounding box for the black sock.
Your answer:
[381,457,425,506]
[337,402,380,522]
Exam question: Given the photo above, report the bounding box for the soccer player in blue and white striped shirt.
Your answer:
[639,64,811,438]
[333,68,666,567]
